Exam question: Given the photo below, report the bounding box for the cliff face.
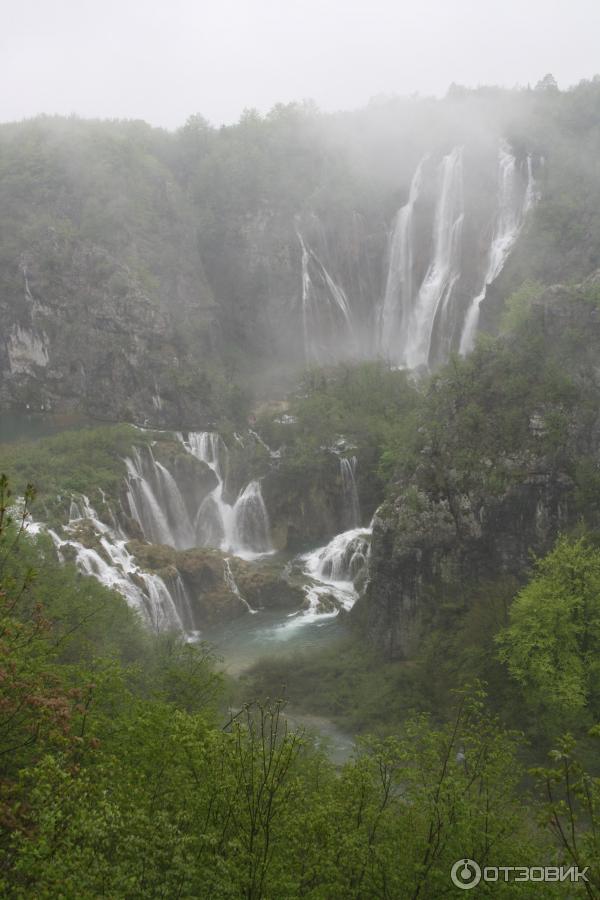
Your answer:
[358,279,600,659]
[0,119,217,426]
[365,471,573,659]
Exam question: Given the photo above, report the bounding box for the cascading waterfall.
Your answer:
[48,497,191,633]
[170,573,198,635]
[459,145,537,355]
[305,528,369,584]
[179,432,273,559]
[403,146,465,369]
[379,157,426,360]
[340,456,361,529]
[288,526,371,626]
[125,446,193,548]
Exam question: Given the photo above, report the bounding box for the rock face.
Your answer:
[0,240,218,427]
[365,474,573,659]
[262,450,345,551]
[128,541,302,628]
[0,119,216,426]
[358,280,600,659]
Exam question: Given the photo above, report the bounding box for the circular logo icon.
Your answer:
[451,858,482,890]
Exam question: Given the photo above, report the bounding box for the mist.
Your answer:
[2,0,600,128]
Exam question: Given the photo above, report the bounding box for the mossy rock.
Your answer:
[229,558,303,611]
[127,540,179,571]
[129,541,247,626]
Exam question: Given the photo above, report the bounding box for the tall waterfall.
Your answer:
[302,140,537,370]
[459,147,536,355]
[340,456,361,529]
[180,431,273,559]
[379,157,426,359]
[403,146,465,369]
[298,231,356,364]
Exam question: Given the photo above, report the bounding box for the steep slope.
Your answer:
[359,275,600,657]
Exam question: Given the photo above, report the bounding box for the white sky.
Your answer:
[1,0,599,130]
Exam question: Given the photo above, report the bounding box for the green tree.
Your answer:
[498,537,600,726]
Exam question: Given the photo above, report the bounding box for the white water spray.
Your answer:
[379,157,427,361]
[180,432,273,559]
[49,496,190,633]
[340,456,361,529]
[403,147,465,369]
[459,145,536,355]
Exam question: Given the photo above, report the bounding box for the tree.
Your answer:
[533,730,600,898]
[497,537,600,725]
[536,73,559,92]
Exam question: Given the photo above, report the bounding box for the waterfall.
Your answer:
[180,432,273,559]
[340,456,361,529]
[170,573,197,634]
[402,147,464,369]
[231,480,273,555]
[279,526,371,629]
[297,230,356,364]
[379,157,426,361]
[124,432,273,559]
[187,431,227,478]
[223,558,257,614]
[125,447,177,546]
[125,446,195,550]
[294,143,538,370]
[304,527,370,586]
[153,460,195,548]
[459,145,537,355]
[50,496,192,634]
[142,574,185,632]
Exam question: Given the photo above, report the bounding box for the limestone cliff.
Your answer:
[0,118,216,425]
[357,277,600,658]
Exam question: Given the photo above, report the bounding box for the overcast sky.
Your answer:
[1,0,599,130]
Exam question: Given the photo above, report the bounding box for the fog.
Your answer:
[1,0,599,129]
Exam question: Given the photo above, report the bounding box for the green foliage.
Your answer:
[261,362,419,521]
[498,537,600,727]
[163,360,252,425]
[392,311,581,507]
[581,280,600,308]
[0,424,144,513]
[0,474,575,897]
[533,730,600,895]
[501,279,545,331]
[241,637,428,734]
